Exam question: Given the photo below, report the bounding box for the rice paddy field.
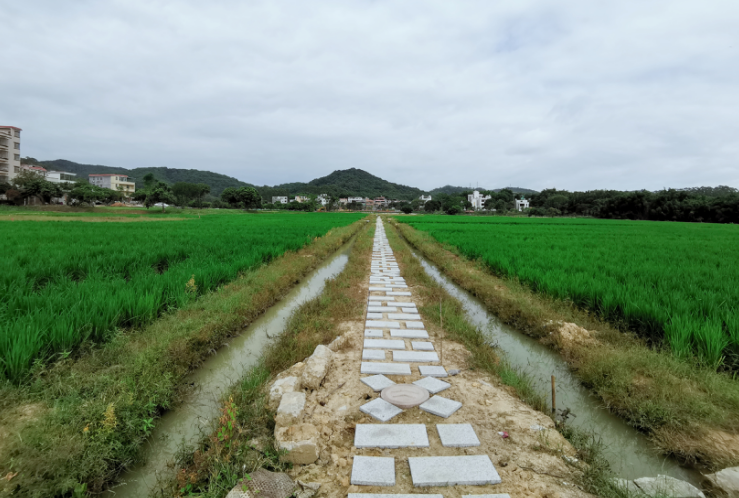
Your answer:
[0,211,364,382]
[396,216,739,369]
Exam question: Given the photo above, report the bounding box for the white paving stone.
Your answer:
[413,376,451,394]
[437,424,481,447]
[391,329,429,339]
[387,291,412,296]
[408,455,501,486]
[419,365,447,377]
[364,339,406,350]
[419,395,462,418]
[351,456,396,486]
[366,312,384,320]
[388,313,422,320]
[362,349,386,360]
[412,341,435,351]
[405,322,426,330]
[361,362,412,376]
[366,321,401,329]
[361,374,396,392]
[360,398,403,422]
[348,495,444,498]
[369,287,392,292]
[401,307,418,313]
[393,351,439,363]
[368,306,399,312]
[354,424,429,448]
[364,329,384,338]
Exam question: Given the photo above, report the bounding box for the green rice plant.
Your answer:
[0,212,363,381]
[396,215,739,370]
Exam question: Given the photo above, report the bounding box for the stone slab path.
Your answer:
[349,218,509,497]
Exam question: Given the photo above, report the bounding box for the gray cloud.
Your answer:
[1,0,738,191]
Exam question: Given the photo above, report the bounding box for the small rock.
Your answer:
[448,369,461,376]
[269,376,301,408]
[275,391,306,427]
[704,467,739,497]
[275,423,320,464]
[295,480,321,498]
[341,476,350,487]
[301,345,333,390]
[611,478,645,495]
[634,475,706,498]
[338,458,347,468]
[471,382,481,387]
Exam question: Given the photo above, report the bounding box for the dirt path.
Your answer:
[272,218,594,497]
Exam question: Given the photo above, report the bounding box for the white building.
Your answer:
[272,196,288,205]
[46,170,77,185]
[347,196,364,204]
[294,195,309,203]
[317,194,329,206]
[0,126,22,184]
[467,190,492,210]
[515,198,530,211]
[89,174,135,197]
[419,195,432,203]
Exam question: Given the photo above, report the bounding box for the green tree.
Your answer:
[424,199,442,212]
[12,170,64,204]
[401,205,413,214]
[68,182,122,205]
[144,181,172,211]
[221,186,261,210]
[171,182,200,208]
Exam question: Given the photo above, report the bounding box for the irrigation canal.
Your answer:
[106,238,355,497]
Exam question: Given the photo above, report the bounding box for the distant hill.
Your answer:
[492,187,539,195]
[430,185,539,196]
[257,168,425,201]
[25,159,253,196]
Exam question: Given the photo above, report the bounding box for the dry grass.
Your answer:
[391,218,739,470]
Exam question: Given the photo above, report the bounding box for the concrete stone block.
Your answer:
[391,330,429,339]
[363,349,386,360]
[419,366,447,377]
[408,455,501,486]
[393,351,439,362]
[361,362,412,376]
[369,286,391,291]
[413,376,451,394]
[275,391,306,426]
[364,339,406,350]
[405,322,426,330]
[388,291,412,296]
[368,306,398,312]
[350,456,396,486]
[268,376,300,408]
[419,395,463,418]
[436,424,481,447]
[275,423,320,464]
[301,344,333,390]
[388,313,422,320]
[360,398,403,422]
[369,296,395,301]
[366,321,401,329]
[361,374,396,392]
[634,475,706,497]
[364,329,384,338]
[366,312,384,320]
[348,495,444,498]
[412,341,434,351]
[355,424,429,449]
[402,307,418,313]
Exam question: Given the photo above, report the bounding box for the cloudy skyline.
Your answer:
[1,1,738,191]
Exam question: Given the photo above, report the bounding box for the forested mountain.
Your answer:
[430,185,539,196]
[23,159,253,196]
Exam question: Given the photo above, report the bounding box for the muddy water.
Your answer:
[411,251,702,485]
[107,241,354,497]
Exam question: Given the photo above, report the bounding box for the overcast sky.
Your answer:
[2,1,737,191]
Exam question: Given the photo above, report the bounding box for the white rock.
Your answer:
[275,423,320,464]
[704,467,739,497]
[301,345,333,390]
[269,376,301,408]
[275,391,306,427]
[634,475,706,498]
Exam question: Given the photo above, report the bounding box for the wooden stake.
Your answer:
[551,375,556,414]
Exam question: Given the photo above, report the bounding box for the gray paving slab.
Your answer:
[412,341,435,351]
[388,313,422,320]
[359,398,403,422]
[361,374,396,392]
[419,395,463,418]
[387,291,412,296]
[363,349,386,360]
[405,322,426,330]
[364,329,384,338]
[436,423,481,447]
[366,312,384,320]
[393,351,440,363]
[385,284,408,288]
[419,365,447,377]
[348,494,444,498]
[413,376,451,394]
[409,455,501,486]
[369,287,391,292]
[354,424,429,448]
[364,339,406,350]
[361,362,412,376]
[368,306,399,312]
[391,329,429,339]
[351,456,396,486]
[401,307,418,313]
[366,320,401,329]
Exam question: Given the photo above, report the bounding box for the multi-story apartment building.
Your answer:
[272,196,288,205]
[88,174,136,196]
[46,170,77,185]
[468,190,492,210]
[0,126,22,184]
[419,194,432,203]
